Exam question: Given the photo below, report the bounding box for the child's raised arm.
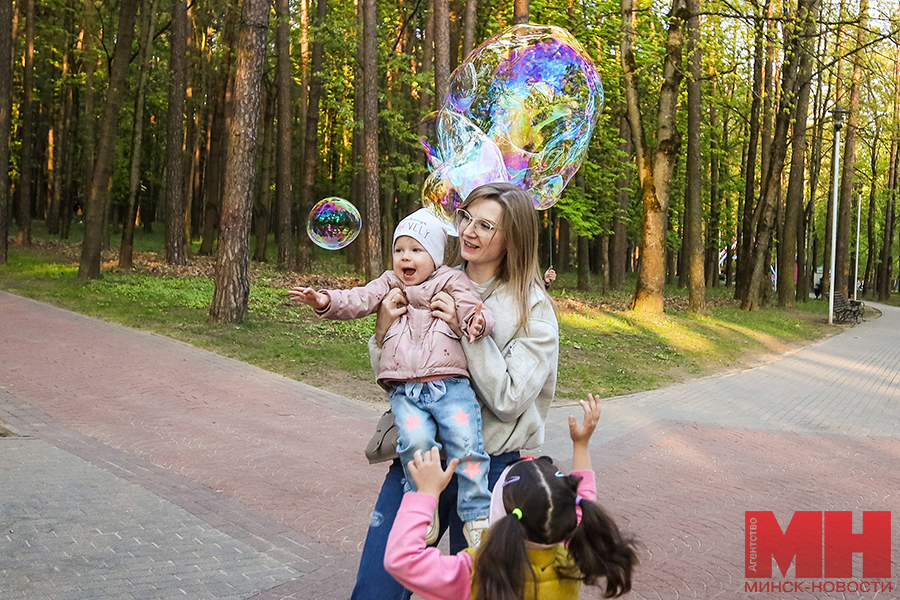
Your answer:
[569,393,601,472]
[408,447,460,498]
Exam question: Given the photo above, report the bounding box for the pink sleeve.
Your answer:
[316,271,393,320]
[443,270,495,341]
[384,493,473,600]
[571,470,597,526]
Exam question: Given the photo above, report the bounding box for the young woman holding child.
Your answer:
[351,182,561,599]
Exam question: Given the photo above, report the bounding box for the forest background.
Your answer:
[0,0,898,324]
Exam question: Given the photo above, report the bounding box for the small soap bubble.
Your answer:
[307,198,362,250]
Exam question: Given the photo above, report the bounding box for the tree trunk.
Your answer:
[298,0,329,271]
[705,68,720,288]
[835,0,867,298]
[778,3,815,307]
[513,0,528,24]
[77,0,139,280]
[275,0,295,268]
[622,0,686,313]
[743,0,819,310]
[863,162,876,295]
[362,0,382,278]
[879,39,899,302]
[685,0,704,312]
[16,0,34,245]
[461,0,476,60]
[610,114,632,289]
[577,235,590,290]
[119,0,159,269]
[253,89,276,262]
[0,0,11,264]
[433,0,450,107]
[165,0,188,265]
[209,0,269,323]
[734,10,765,301]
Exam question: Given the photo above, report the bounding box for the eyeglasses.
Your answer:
[455,209,500,238]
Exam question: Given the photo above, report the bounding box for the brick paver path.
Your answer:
[1,290,898,599]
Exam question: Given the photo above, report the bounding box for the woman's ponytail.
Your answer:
[567,498,639,598]
[473,513,534,600]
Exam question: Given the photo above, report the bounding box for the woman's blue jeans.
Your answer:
[350,450,520,600]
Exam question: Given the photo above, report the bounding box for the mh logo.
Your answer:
[745,511,892,579]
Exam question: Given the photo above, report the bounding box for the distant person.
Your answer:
[544,267,557,290]
[814,279,823,300]
[289,208,495,548]
[384,393,639,600]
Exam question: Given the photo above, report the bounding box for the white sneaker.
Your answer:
[463,517,490,548]
[425,506,439,545]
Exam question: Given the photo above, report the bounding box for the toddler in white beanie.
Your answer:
[289,208,496,549]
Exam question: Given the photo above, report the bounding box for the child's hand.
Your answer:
[569,393,601,446]
[408,447,459,498]
[288,287,330,310]
[467,303,485,343]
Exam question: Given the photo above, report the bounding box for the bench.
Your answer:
[826,290,864,324]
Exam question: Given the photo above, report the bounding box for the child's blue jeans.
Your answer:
[388,376,490,522]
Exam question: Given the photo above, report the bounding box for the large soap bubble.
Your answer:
[307,198,362,250]
[423,24,603,211]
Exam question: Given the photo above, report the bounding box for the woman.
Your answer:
[351,182,560,600]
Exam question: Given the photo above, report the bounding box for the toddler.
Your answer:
[289,208,495,547]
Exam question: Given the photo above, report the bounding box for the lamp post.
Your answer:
[854,190,861,301]
[828,108,848,324]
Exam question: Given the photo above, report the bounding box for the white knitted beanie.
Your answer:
[392,209,448,267]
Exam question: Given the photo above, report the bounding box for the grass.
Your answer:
[1,221,861,407]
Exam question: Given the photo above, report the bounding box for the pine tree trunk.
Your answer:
[0,0,11,264]
[879,41,898,302]
[513,0,528,24]
[16,0,34,245]
[610,114,631,289]
[165,0,188,265]
[209,0,270,323]
[298,0,329,271]
[362,0,382,278]
[77,0,139,280]
[253,90,276,262]
[275,0,295,268]
[705,70,720,288]
[461,0,477,60]
[119,0,158,269]
[434,0,450,106]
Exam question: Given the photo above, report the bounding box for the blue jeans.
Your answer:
[389,377,490,521]
[350,450,520,600]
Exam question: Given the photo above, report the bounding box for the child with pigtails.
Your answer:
[384,393,639,600]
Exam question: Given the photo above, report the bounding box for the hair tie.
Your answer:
[511,508,523,520]
[502,476,520,487]
[575,495,583,506]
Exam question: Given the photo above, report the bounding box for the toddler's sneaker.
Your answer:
[425,506,439,545]
[463,517,490,548]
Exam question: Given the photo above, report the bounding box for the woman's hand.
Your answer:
[374,288,407,346]
[288,287,330,310]
[569,393,601,471]
[408,447,459,498]
[430,291,464,337]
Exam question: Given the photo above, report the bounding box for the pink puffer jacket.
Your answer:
[316,266,494,387]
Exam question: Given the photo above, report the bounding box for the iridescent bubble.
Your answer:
[424,24,603,210]
[307,198,362,250]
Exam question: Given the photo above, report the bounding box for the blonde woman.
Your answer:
[352,183,560,600]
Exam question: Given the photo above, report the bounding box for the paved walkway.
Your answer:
[1,289,898,599]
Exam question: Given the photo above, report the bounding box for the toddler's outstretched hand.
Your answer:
[408,447,459,498]
[569,393,601,445]
[288,287,329,310]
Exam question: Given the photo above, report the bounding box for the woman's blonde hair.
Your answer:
[456,183,546,333]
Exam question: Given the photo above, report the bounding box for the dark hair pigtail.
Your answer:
[567,498,639,599]
[473,513,533,600]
